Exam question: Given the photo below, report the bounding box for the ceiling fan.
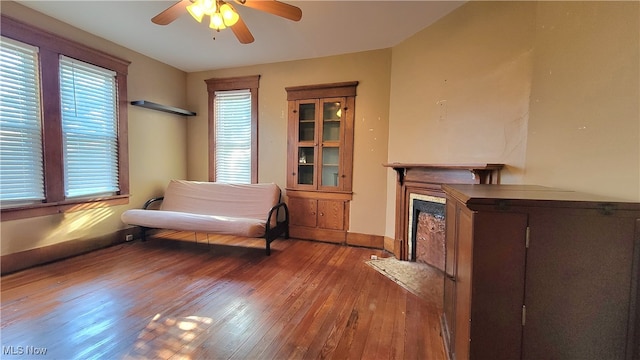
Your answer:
[152,0,302,44]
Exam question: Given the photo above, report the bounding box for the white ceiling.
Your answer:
[16,1,464,73]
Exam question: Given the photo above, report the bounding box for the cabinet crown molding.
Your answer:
[285,81,358,100]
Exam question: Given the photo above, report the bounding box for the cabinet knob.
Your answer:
[292,172,296,176]
[320,212,324,216]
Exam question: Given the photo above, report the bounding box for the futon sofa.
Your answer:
[121,180,289,255]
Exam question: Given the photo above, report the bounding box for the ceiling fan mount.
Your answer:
[151,0,302,44]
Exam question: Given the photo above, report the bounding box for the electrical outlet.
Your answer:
[125,234,134,242]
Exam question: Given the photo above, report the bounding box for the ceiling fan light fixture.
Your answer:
[201,0,217,15]
[220,3,240,27]
[187,0,206,22]
[209,12,227,30]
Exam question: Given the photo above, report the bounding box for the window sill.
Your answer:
[1,195,130,221]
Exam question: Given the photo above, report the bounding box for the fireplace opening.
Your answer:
[408,195,446,271]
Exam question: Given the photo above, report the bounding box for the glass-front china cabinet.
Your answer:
[285,82,357,243]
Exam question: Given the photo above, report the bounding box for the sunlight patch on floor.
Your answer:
[124,313,213,360]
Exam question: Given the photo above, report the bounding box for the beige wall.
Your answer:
[186,50,392,236]
[525,1,639,199]
[386,1,639,237]
[0,2,189,255]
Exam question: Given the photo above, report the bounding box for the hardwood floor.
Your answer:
[1,231,446,359]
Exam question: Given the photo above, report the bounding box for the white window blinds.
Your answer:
[59,56,119,198]
[214,89,252,184]
[0,37,44,205]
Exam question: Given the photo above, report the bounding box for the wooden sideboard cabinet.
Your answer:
[285,82,357,243]
[441,184,640,360]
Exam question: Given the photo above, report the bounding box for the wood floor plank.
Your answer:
[212,241,333,359]
[240,244,341,359]
[272,245,354,358]
[313,251,373,360]
[389,284,409,360]
[1,232,446,359]
[229,241,333,358]
[360,275,394,359]
[298,247,377,359]
[345,268,389,359]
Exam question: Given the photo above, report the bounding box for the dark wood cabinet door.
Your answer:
[523,210,638,360]
[469,211,527,360]
[442,199,459,357]
[454,207,474,360]
[445,200,458,279]
[450,205,528,360]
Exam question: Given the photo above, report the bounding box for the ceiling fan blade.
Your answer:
[231,17,255,44]
[152,0,191,25]
[239,0,302,22]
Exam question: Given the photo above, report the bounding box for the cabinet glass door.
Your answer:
[297,101,317,186]
[321,147,340,187]
[297,147,314,185]
[298,102,316,142]
[322,100,342,141]
[320,99,342,188]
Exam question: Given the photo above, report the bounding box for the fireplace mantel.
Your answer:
[384,163,504,186]
[384,163,504,259]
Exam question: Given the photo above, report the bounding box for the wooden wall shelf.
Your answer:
[130,100,196,116]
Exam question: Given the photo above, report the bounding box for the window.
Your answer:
[214,89,252,183]
[60,56,119,198]
[205,75,259,184]
[0,16,130,221]
[0,37,44,206]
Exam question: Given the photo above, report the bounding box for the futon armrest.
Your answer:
[267,202,289,226]
[265,202,290,255]
[266,202,289,232]
[143,197,164,210]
